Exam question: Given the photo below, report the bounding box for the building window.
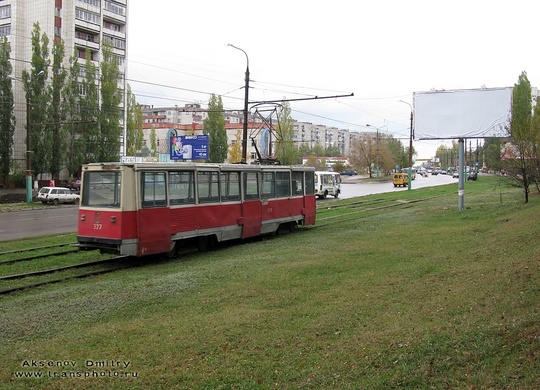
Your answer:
[114,55,124,66]
[104,1,125,16]
[103,34,125,50]
[78,49,96,61]
[0,5,10,19]
[78,83,86,96]
[104,21,122,32]
[0,24,10,37]
[75,7,100,24]
[77,0,100,6]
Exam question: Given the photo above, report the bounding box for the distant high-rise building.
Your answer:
[1,0,128,176]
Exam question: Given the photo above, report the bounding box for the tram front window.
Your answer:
[82,172,122,207]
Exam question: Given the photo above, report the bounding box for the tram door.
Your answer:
[241,172,262,238]
[138,172,171,256]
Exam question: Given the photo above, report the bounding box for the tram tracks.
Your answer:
[0,244,131,295]
[314,193,452,228]
[0,243,79,265]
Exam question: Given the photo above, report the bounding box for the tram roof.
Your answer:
[83,162,315,172]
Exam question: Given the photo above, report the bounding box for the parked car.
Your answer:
[37,187,80,205]
[452,171,459,178]
[67,179,81,191]
[340,169,357,176]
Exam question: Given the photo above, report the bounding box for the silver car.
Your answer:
[37,187,80,205]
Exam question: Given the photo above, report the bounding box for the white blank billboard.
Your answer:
[413,87,513,140]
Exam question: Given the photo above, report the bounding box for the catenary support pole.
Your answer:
[458,138,465,211]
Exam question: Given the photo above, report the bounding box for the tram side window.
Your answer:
[292,171,304,195]
[197,171,219,203]
[220,172,240,202]
[169,171,194,205]
[305,171,315,195]
[243,172,259,200]
[261,172,275,198]
[142,172,167,207]
[276,171,291,198]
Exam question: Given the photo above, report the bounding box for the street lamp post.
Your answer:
[399,100,414,190]
[25,91,32,203]
[366,124,386,181]
[227,44,250,163]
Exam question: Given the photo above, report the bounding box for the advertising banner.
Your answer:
[413,87,512,140]
[170,131,208,160]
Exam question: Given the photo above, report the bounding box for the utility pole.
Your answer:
[25,90,32,203]
[399,100,414,190]
[227,44,249,163]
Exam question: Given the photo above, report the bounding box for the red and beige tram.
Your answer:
[77,162,316,257]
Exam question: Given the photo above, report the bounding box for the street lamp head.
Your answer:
[399,100,412,110]
[366,123,387,130]
[226,43,249,67]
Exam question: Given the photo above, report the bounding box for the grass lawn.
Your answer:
[1,176,539,389]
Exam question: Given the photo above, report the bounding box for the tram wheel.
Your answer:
[166,242,178,258]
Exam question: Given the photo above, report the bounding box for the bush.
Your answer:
[8,172,25,188]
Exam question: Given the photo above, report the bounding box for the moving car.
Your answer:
[37,187,80,205]
[392,173,408,187]
[340,169,357,176]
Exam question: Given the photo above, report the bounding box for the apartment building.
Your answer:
[140,104,371,163]
[293,121,362,156]
[141,104,268,163]
[1,0,128,174]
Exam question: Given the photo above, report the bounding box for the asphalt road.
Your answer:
[0,174,459,242]
[0,206,79,243]
[334,173,457,200]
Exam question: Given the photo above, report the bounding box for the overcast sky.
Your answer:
[127,0,539,160]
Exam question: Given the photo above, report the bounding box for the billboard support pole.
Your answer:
[458,138,465,211]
